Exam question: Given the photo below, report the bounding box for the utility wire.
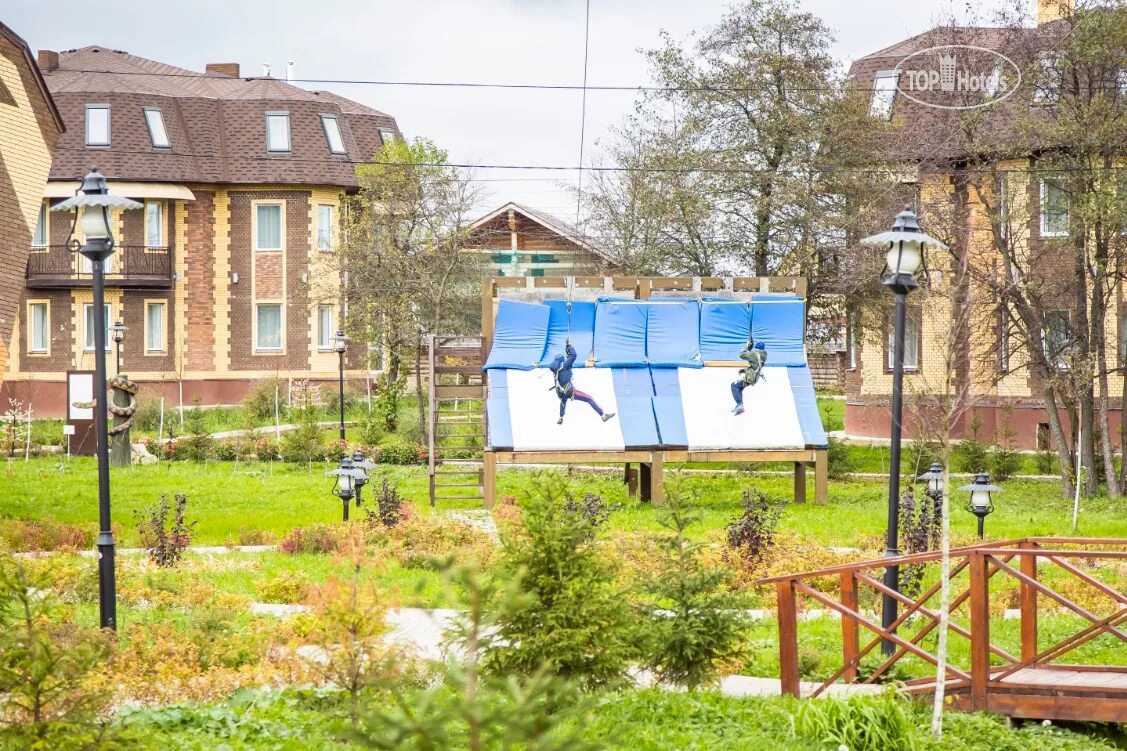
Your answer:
[575,0,592,232]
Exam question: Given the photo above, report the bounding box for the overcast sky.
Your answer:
[5,0,1017,219]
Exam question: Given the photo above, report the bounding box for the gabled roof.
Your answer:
[0,21,64,133]
[470,202,613,261]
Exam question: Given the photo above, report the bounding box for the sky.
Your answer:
[3,0,1017,220]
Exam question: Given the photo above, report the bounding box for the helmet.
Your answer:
[754,341,766,351]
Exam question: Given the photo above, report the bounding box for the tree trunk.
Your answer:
[1094,282,1120,496]
[1045,384,1076,498]
[414,330,426,446]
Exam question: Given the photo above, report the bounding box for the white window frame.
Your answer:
[85,104,110,147]
[317,304,335,350]
[1040,177,1069,238]
[997,306,1010,373]
[997,173,1009,241]
[27,300,49,355]
[317,204,334,251]
[869,71,899,120]
[253,201,284,252]
[254,303,284,352]
[143,106,171,148]
[83,303,112,352]
[32,201,48,247]
[378,128,396,145]
[144,300,167,354]
[144,200,165,248]
[887,313,919,372]
[1043,309,1071,369]
[320,114,346,155]
[265,111,291,152]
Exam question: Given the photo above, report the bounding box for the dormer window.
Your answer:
[266,111,291,152]
[320,115,346,155]
[85,104,110,147]
[869,72,898,119]
[378,128,396,145]
[144,107,170,148]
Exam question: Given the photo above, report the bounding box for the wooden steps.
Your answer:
[427,335,486,507]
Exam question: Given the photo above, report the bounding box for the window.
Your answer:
[265,112,291,152]
[997,306,1010,373]
[256,303,283,351]
[85,104,110,146]
[254,203,282,251]
[887,313,919,371]
[32,201,47,247]
[1043,309,1071,368]
[145,201,164,247]
[996,173,1009,241]
[1033,52,1061,104]
[317,205,334,250]
[869,71,898,119]
[317,305,335,349]
[1040,177,1069,237]
[145,301,165,352]
[83,303,111,351]
[143,107,170,148]
[846,316,857,370]
[378,128,396,145]
[28,302,48,353]
[1119,305,1127,366]
[320,115,346,154]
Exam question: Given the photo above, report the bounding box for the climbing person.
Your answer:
[730,340,767,416]
[548,339,615,425]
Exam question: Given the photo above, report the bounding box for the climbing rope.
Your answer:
[71,375,139,436]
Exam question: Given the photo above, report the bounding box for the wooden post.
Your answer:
[427,335,437,508]
[482,451,496,509]
[777,579,800,697]
[481,279,495,355]
[969,551,990,711]
[640,462,652,502]
[840,572,859,683]
[651,453,664,506]
[793,462,807,504]
[814,448,828,504]
[109,379,132,468]
[626,464,639,498]
[1019,540,1038,663]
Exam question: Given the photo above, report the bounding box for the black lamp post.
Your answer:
[51,167,141,630]
[327,456,365,522]
[110,320,127,376]
[332,329,348,441]
[961,472,1000,539]
[351,450,375,508]
[861,205,946,655]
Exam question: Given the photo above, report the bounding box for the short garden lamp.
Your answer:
[960,472,1000,539]
[332,329,349,442]
[111,320,127,375]
[51,167,142,632]
[350,450,376,507]
[327,456,365,522]
[917,462,945,519]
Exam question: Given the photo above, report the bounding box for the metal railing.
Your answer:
[26,245,173,287]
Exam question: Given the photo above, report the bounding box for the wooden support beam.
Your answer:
[651,453,664,506]
[815,449,828,504]
[969,552,991,711]
[640,462,652,503]
[482,452,496,509]
[1020,540,1038,663]
[794,462,807,504]
[777,580,800,698]
[841,572,859,684]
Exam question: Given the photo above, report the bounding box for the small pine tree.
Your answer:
[181,396,214,462]
[989,408,1022,482]
[637,485,752,690]
[955,416,989,474]
[281,382,325,463]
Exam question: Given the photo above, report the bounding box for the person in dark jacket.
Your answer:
[730,340,767,416]
[548,340,615,425]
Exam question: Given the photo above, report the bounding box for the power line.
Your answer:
[575,0,592,233]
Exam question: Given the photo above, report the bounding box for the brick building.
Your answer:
[0,22,64,385]
[1,46,400,416]
[466,202,614,277]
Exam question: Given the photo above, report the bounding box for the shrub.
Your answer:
[990,406,1022,482]
[386,513,491,571]
[358,410,385,446]
[955,416,989,474]
[281,383,325,463]
[373,371,406,434]
[636,485,751,690]
[563,491,618,527]
[135,493,196,567]
[376,434,422,465]
[323,384,365,420]
[0,518,93,552]
[826,437,857,480]
[324,437,350,463]
[898,488,938,598]
[278,523,351,555]
[214,438,240,461]
[258,572,311,604]
[367,477,405,527]
[224,527,276,548]
[725,488,784,567]
[181,397,214,462]
[794,692,918,751]
[255,437,281,462]
[1035,448,1057,475]
[904,436,940,478]
[485,474,635,689]
[1,398,30,457]
[242,375,288,421]
[132,392,163,432]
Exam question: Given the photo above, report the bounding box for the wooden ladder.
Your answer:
[427,334,485,507]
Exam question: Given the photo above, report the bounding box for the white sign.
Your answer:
[68,373,94,421]
[62,425,76,436]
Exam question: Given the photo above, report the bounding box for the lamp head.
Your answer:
[333,329,347,354]
[959,471,1000,516]
[111,320,127,344]
[859,205,947,290]
[51,167,142,262]
[916,461,945,496]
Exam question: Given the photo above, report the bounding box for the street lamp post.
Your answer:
[917,461,945,523]
[861,206,946,655]
[111,320,127,376]
[961,472,1000,539]
[351,449,375,508]
[51,168,141,630]
[332,329,348,441]
[327,456,365,522]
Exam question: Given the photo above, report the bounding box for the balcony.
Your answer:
[26,245,174,289]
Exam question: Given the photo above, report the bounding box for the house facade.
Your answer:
[841,0,1119,450]
[1,46,400,416]
[466,202,614,277]
[0,22,64,385]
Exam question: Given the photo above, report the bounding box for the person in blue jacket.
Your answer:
[548,340,615,425]
[730,340,767,416]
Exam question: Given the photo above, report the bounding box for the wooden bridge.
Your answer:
[762,538,1127,723]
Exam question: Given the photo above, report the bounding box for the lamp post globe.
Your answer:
[917,461,946,521]
[50,167,142,631]
[328,457,357,522]
[861,205,947,655]
[960,472,1000,539]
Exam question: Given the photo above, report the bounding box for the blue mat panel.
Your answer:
[652,396,688,448]
[594,301,649,367]
[613,368,656,397]
[788,366,827,448]
[647,301,702,368]
[752,299,806,367]
[617,397,661,448]
[649,368,682,397]
[487,369,508,396]
[699,302,752,361]
[486,396,513,450]
[483,300,550,370]
[544,300,596,368]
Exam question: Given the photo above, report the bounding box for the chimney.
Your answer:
[1038,0,1072,25]
[262,63,271,77]
[286,61,294,82]
[206,62,240,78]
[37,50,59,72]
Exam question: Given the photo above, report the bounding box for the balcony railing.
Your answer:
[26,245,173,289]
